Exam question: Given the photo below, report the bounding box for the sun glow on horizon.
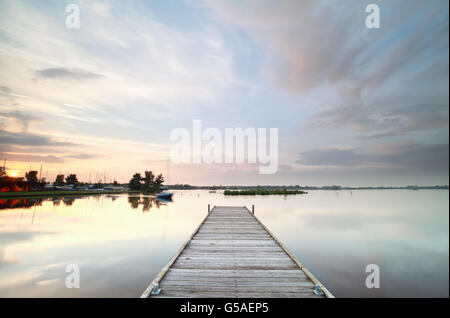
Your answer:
[7,170,19,177]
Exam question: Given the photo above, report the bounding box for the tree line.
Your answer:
[53,173,79,186]
[12,170,165,192]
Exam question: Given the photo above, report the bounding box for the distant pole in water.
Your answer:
[252,205,255,215]
[208,204,210,213]
[166,157,170,187]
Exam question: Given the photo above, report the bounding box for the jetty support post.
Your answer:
[252,204,255,214]
[208,204,210,213]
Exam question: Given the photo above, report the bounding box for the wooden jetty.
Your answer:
[141,206,334,298]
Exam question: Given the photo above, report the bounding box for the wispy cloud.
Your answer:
[35,68,104,81]
[0,152,64,163]
[64,153,98,160]
[0,86,10,95]
[0,129,75,147]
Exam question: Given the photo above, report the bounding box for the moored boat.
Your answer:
[156,191,173,199]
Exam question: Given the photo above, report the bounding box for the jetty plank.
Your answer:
[141,206,334,298]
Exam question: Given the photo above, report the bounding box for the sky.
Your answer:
[0,0,448,186]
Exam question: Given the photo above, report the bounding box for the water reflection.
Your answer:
[1,194,173,213]
[128,196,139,209]
[0,196,93,210]
[156,198,173,204]
[62,197,75,206]
[0,193,197,298]
[0,198,44,210]
[0,190,447,298]
[127,195,169,212]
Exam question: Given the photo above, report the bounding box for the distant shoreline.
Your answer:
[0,185,447,199]
[168,185,449,191]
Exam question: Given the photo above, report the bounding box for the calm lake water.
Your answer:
[0,190,448,297]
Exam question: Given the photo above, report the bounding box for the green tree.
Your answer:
[142,170,155,192]
[129,173,142,190]
[25,170,38,183]
[65,174,78,185]
[154,174,164,188]
[54,174,65,186]
[143,171,165,192]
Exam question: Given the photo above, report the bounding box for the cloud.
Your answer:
[0,129,76,147]
[0,111,42,132]
[278,164,294,172]
[0,151,98,164]
[0,86,10,95]
[35,68,104,81]
[383,143,449,172]
[206,0,369,92]
[297,149,369,167]
[0,152,64,163]
[0,144,68,155]
[304,60,449,138]
[64,153,98,159]
[208,0,449,138]
[297,143,449,173]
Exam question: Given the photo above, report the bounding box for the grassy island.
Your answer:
[223,189,308,195]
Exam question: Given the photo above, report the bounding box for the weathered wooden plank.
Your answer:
[189,241,278,246]
[196,233,270,237]
[180,252,289,257]
[203,220,258,224]
[160,280,314,287]
[197,229,266,232]
[159,285,315,293]
[184,247,283,252]
[172,264,300,270]
[163,276,310,283]
[188,242,277,246]
[194,233,271,236]
[201,224,263,227]
[193,236,273,240]
[172,263,299,269]
[176,256,294,262]
[177,259,294,264]
[165,269,308,277]
[153,291,323,298]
